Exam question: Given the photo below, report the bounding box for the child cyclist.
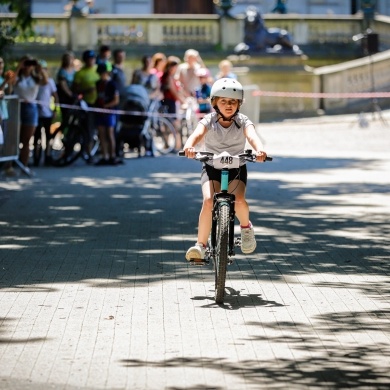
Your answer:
[182,78,268,261]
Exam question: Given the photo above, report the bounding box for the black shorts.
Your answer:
[201,163,247,186]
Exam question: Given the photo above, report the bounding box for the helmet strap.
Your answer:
[213,105,240,128]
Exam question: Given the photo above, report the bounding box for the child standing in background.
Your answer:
[195,68,212,115]
[94,63,120,165]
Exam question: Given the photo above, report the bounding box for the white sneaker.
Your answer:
[241,224,257,254]
[186,243,206,261]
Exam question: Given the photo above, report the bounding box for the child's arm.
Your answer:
[104,91,119,109]
[245,124,267,162]
[183,122,207,158]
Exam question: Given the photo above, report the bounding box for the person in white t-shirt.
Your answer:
[182,78,268,261]
[8,55,48,169]
[33,60,59,166]
[176,49,205,98]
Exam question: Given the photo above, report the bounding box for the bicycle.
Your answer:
[179,149,272,304]
[178,97,198,147]
[49,97,100,166]
[143,99,177,155]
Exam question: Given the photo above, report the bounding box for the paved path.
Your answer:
[1,112,390,389]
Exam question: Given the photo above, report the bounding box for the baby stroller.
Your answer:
[117,84,152,157]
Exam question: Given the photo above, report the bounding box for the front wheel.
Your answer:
[214,203,229,304]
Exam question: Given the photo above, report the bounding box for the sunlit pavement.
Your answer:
[1,110,390,389]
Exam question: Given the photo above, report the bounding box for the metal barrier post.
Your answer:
[0,95,32,176]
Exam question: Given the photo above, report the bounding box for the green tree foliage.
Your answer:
[0,0,33,55]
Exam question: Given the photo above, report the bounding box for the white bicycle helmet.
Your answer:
[210,78,244,102]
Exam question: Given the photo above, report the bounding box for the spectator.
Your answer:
[131,55,159,98]
[56,51,76,130]
[83,0,98,14]
[161,56,185,149]
[194,68,212,115]
[272,0,287,14]
[111,48,127,107]
[33,60,59,166]
[176,49,205,97]
[215,59,237,80]
[72,49,99,106]
[64,0,83,17]
[0,57,10,134]
[94,63,120,166]
[0,59,16,175]
[8,56,48,169]
[73,50,99,162]
[161,56,185,116]
[96,45,112,72]
[150,52,166,81]
[150,52,166,101]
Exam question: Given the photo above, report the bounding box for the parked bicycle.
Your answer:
[179,149,272,304]
[178,97,198,147]
[116,97,177,157]
[146,100,177,155]
[49,97,99,166]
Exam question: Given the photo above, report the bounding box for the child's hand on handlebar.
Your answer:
[184,147,196,159]
[256,151,268,162]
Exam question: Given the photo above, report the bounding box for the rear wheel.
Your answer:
[214,203,229,304]
[150,117,176,155]
[49,125,84,166]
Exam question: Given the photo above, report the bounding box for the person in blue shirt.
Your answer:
[194,68,212,115]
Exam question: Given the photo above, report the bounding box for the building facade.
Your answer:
[29,0,390,17]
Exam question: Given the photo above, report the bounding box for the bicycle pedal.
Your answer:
[189,258,210,266]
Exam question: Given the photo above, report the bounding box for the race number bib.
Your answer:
[213,152,240,169]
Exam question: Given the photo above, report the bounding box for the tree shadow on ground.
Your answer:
[0,155,389,289]
[1,155,390,387]
[191,287,285,310]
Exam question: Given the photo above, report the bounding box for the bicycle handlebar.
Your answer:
[178,150,273,162]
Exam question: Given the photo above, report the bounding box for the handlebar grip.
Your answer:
[178,150,185,156]
[266,156,273,162]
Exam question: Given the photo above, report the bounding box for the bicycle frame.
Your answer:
[211,177,236,260]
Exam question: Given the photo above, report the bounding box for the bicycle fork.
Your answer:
[211,169,236,263]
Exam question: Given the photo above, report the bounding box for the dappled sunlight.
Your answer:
[138,249,176,254]
[321,227,387,241]
[111,194,131,199]
[71,177,128,187]
[0,244,27,249]
[1,152,389,286]
[49,206,81,211]
[0,182,25,191]
[134,209,164,214]
[141,194,164,199]
[1,236,37,241]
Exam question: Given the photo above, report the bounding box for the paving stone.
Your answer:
[0,111,390,389]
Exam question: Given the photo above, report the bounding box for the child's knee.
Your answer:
[202,197,213,210]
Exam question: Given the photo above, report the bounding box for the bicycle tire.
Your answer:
[81,131,100,162]
[150,117,176,155]
[49,125,84,167]
[214,203,229,304]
